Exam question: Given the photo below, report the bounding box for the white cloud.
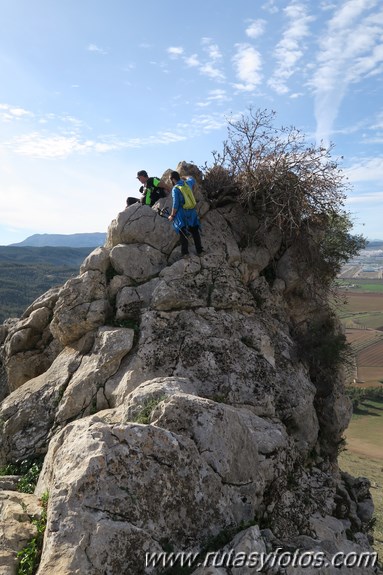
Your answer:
[196,89,231,108]
[87,43,108,55]
[184,54,200,67]
[310,0,383,144]
[188,113,228,133]
[8,133,105,158]
[345,156,383,182]
[268,1,314,95]
[167,46,184,58]
[195,38,225,80]
[207,89,230,102]
[0,104,33,122]
[199,62,225,81]
[232,44,263,91]
[245,19,266,39]
[262,0,280,15]
[202,40,222,61]
[347,191,383,203]
[166,39,224,79]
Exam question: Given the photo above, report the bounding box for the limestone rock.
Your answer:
[110,243,167,282]
[106,202,177,253]
[0,164,376,574]
[1,288,62,391]
[50,270,109,345]
[0,491,42,575]
[35,417,255,575]
[80,245,111,274]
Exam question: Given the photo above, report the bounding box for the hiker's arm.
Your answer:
[168,187,179,220]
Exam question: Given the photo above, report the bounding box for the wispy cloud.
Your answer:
[199,38,225,80]
[245,19,267,39]
[6,133,123,158]
[167,46,184,58]
[345,155,383,182]
[232,44,263,91]
[199,62,225,80]
[201,38,222,61]
[196,89,231,108]
[87,43,108,55]
[166,38,225,81]
[262,0,280,15]
[0,104,33,122]
[186,112,229,134]
[0,106,228,159]
[268,1,314,95]
[184,54,200,67]
[310,0,383,144]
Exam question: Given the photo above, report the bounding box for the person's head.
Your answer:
[137,170,148,184]
[170,171,180,185]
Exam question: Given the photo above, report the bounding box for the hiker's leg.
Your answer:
[180,228,189,255]
[190,226,203,254]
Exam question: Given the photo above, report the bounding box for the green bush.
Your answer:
[0,458,43,494]
[17,491,48,575]
[345,385,383,410]
[132,396,167,424]
[295,314,352,393]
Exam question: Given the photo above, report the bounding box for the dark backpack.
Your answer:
[143,177,167,206]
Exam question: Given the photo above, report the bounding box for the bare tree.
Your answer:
[202,107,365,290]
[205,108,349,236]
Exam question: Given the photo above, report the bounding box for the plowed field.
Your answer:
[359,340,383,366]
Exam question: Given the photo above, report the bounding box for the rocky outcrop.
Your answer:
[0,162,378,575]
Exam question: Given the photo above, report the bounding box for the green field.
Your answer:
[350,284,383,293]
[339,450,383,559]
[336,277,383,560]
[336,278,383,293]
[339,398,383,559]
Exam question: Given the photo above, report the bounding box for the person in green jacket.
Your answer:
[136,170,167,207]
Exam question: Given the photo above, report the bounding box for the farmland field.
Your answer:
[337,252,383,559]
[359,341,383,366]
[337,289,383,386]
[339,399,383,558]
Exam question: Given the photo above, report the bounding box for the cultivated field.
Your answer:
[339,399,383,559]
[337,287,383,386]
[337,263,383,561]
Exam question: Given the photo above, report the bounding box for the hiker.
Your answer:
[137,170,167,207]
[168,171,203,257]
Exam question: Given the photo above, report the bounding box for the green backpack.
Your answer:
[176,182,197,209]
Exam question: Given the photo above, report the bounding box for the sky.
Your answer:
[0,0,383,245]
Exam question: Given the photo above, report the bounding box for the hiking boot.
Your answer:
[197,248,204,255]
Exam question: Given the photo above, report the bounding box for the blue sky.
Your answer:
[1,0,383,245]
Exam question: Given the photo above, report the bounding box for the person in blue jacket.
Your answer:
[168,171,203,257]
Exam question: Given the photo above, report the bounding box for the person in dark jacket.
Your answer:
[137,170,167,207]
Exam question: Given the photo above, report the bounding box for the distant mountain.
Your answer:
[366,240,383,248]
[10,232,106,248]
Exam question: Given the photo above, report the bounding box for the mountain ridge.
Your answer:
[10,232,106,248]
